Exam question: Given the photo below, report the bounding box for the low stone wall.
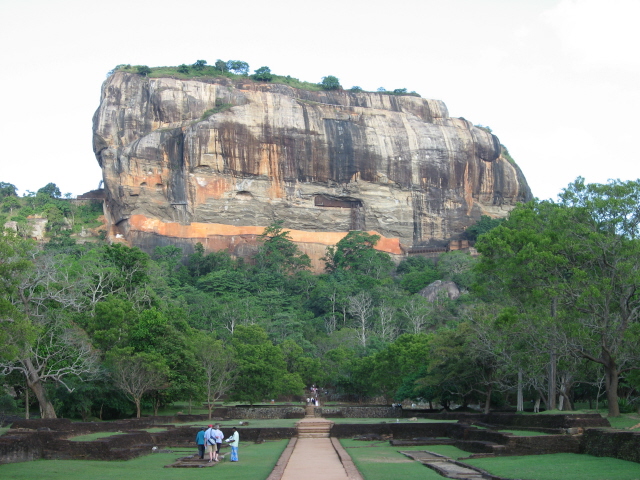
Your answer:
[0,419,297,464]
[508,435,581,455]
[581,428,640,464]
[330,422,457,439]
[318,406,402,418]
[417,412,610,430]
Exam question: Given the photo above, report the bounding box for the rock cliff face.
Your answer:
[93,72,531,269]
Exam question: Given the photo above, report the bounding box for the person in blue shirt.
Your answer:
[195,427,206,459]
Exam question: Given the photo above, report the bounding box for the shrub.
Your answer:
[177,64,189,74]
[137,65,151,76]
[350,86,363,93]
[320,75,341,90]
[253,66,273,81]
[193,59,207,71]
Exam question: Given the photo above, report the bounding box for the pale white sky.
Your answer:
[1,0,638,201]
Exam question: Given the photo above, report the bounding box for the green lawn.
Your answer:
[498,429,549,436]
[179,418,298,428]
[331,417,458,424]
[0,439,288,480]
[340,439,445,480]
[341,440,640,480]
[467,453,640,480]
[68,432,128,442]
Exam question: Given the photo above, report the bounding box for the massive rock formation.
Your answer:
[93,71,531,269]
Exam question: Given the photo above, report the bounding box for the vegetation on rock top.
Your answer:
[108,60,421,97]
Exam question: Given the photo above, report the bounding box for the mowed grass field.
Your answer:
[0,439,288,480]
[341,440,640,480]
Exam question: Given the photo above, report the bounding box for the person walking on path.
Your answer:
[195,427,206,459]
[213,424,224,462]
[204,424,217,463]
[225,427,239,462]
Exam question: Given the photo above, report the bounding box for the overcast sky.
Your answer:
[1,0,638,201]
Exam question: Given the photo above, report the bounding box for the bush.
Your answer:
[0,394,17,414]
[320,75,341,90]
[618,397,638,414]
[350,86,363,93]
[177,64,189,74]
[193,59,207,71]
[253,66,273,82]
[137,65,151,76]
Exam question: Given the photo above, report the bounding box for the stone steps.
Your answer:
[296,418,333,439]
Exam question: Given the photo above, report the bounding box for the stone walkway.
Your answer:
[400,450,487,479]
[268,412,363,480]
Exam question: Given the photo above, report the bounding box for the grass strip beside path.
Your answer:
[0,439,288,480]
[466,453,640,480]
[331,418,458,424]
[68,432,128,442]
[339,439,447,480]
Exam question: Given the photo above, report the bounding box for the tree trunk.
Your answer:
[484,385,492,414]
[604,361,620,417]
[28,379,57,419]
[548,351,557,410]
[135,398,141,418]
[25,385,29,419]
[517,369,524,412]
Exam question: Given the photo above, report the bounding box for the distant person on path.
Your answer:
[225,427,240,462]
[213,424,224,462]
[204,424,217,462]
[195,427,206,459]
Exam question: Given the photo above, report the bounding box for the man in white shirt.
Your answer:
[225,427,240,462]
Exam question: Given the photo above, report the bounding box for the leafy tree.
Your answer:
[192,60,207,71]
[325,231,394,280]
[252,66,273,82]
[214,59,228,72]
[476,178,640,416]
[37,182,61,198]
[229,325,303,404]
[254,221,310,275]
[101,243,150,295]
[393,88,408,94]
[437,251,477,290]
[1,196,21,214]
[136,65,151,76]
[177,64,190,74]
[368,333,431,402]
[107,348,169,418]
[350,86,363,93]
[195,336,237,419]
[0,182,17,197]
[397,256,440,294]
[465,215,504,241]
[320,75,341,90]
[227,60,249,75]
[0,243,99,418]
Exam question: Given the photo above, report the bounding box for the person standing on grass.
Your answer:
[204,424,216,462]
[195,427,206,459]
[213,424,224,462]
[225,427,240,462]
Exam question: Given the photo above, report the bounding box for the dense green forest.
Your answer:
[1,178,639,420]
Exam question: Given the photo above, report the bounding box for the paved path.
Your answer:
[268,415,363,480]
[280,437,352,480]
